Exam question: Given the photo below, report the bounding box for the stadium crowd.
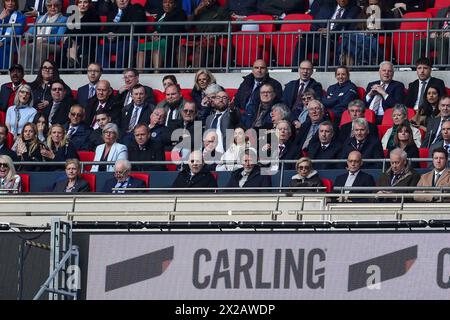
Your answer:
[0,0,448,198]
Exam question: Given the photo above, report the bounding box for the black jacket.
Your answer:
[340,136,384,169]
[226,166,272,191]
[307,139,342,170]
[105,3,146,34]
[101,176,146,193]
[234,73,283,110]
[52,177,91,193]
[171,166,218,189]
[128,140,166,171]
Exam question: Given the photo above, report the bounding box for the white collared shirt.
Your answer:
[414,78,429,110]
[344,170,360,194]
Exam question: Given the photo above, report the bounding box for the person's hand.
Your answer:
[293,120,301,129]
[0,8,9,20]
[36,100,49,110]
[152,33,159,41]
[107,32,116,41]
[318,28,327,33]
[201,96,211,107]
[394,2,407,10]
[444,32,450,38]
[40,146,55,159]
[118,84,128,94]
[373,84,387,96]
[25,9,38,17]
[261,143,271,152]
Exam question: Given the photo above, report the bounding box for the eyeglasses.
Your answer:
[104,130,116,135]
[298,165,310,170]
[183,109,195,114]
[214,96,229,101]
[302,96,313,101]
[52,87,64,91]
[42,66,54,71]
[70,112,83,117]
[0,163,9,168]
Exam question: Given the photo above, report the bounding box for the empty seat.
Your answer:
[77,151,95,171]
[418,147,430,169]
[80,173,96,192]
[165,151,181,171]
[321,178,333,193]
[18,173,30,193]
[129,172,150,188]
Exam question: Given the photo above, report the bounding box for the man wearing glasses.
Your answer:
[205,90,240,153]
[116,68,155,107]
[77,63,102,109]
[45,79,74,126]
[100,159,146,193]
[241,83,279,130]
[65,105,91,150]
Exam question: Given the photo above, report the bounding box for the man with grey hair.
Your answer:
[341,117,384,168]
[171,150,218,189]
[365,61,405,124]
[242,83,279,130]
[337,99,379,143]
[294,99,327,151]
[377,148,421,195]
[270,103,291,128]
[100,159,146,193]
[198,83,225,123]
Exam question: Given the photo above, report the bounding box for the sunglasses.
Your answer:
[0,163,9,168]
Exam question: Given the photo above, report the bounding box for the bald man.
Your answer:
[85,80,120,128]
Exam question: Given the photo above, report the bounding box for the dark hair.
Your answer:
[335,65,349,77]
[133,123,149,133]
[393,123,415,147]
[432,147,449,161]
[50,79,66,89]
[162,75,178,85]
[124,68,139,76]
[415,57,432,68]
[0,124,8,135]
[95,109,111,117]
[418,84,443,117]
[30,60,60,90]
[131,83,145,93]
[32,112,49,138]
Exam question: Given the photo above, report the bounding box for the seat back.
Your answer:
[393,12,432,65]
[357,87,366,100]
[321,178,333,193]
[153,89,166,104]
[180,88,193,101]
[80,173,96,192]
[434,0,449,9]
[339,109,376,127]
[0,111,5,125]
[77,151,95,171]
[377,124,391,140]
[243,15,275,33]
[165,151,181,171]
[6,132,14,149]
[18,173,29,192]
[418,147,430,169]
[129,172,150,188]
[225,88,238,101]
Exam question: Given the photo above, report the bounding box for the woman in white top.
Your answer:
[90,123,128,172]
[5,84,37,138]
[0,154,21,193]
[216,126,249,172]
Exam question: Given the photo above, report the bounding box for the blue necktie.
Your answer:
[89,86,95,98]
[211,113,221,129]
[113,9,123,23]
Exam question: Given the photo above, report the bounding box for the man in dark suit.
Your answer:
[149,107,172,149]
[128,124,165,171]
[84,110,112,151]
[282,60,323,119]
[429,120,450,158]
[0,64,26,112]
[100,159,146,193]
[116,68,155,107]
[120,84,153,146]
[413,6,450,66]
[334,150,376,202]
[226,149,272,191]
[337,99,379,144]
[234,59,283,111]
[171,150,218,190]
[365,61,405,124]
[77,62,102,109]
[97,0,147,68]
[205,89,240,152]
[0,125,18,161]
[241,83,279,130]
[45,80,75,126]
[340,118,384,169]
[85,80,120,128]
[157,84,187,133]
[65,105,92,150]
[307,121,341,169]
[422,95,450,148]
[405,57,446,110]
[293,0,360,67]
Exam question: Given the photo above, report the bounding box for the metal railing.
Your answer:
[2,16,449,73]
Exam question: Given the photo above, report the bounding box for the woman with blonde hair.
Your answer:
[0,155,21,193]
[52,159,90,192]
[13,122,42,171]
[289,157,324,192]
[191,69,217,121]
[41,124,78,164]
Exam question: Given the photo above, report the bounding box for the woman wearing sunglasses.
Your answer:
[289,157,324,193]
[5,84,36,138]
[0,154,21,193]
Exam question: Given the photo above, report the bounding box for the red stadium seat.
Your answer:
[211,172,218,181]
[80,173,96,192]
[18,173,30,193]
[6,132,13,149]
[446,87,450,96]
[0,111,5,125]
[357,87,366,100]
[216,0,227,6]
[77,151,95,171]
[381,108,416,125]
[271,14,312,66]
[225,88,238,101]
[131,0,146,6]
[72,90,78,99]
[393,12,432,65]
[321,178,333,193]
[180,88,193,101]
[433,0,449,9]
[383,149,389,158]
[419,147,430,169]
[24,16,35,32]
[426,7,440,17]
[129,172,150,188]
[165,151,181,171]
[377,124,391,140]
[327,110,335,123]
[153,89,165,104]
[339,109,376,127]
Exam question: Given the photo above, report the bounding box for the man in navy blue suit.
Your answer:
[307,121,341,169]
[101,159,146,193]
[340,118,384,169]
[77,63,102,109]
[365,61,405,124]
[334,150,376,202]
[293,0,360,67]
